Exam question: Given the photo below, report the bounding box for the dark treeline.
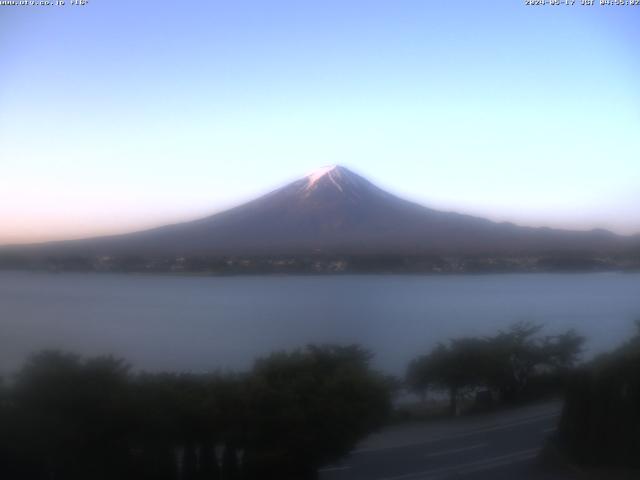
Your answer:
[1,252,639,275]
[2,323,637,478]
[406,322,585,416]
[0,345,392,480]
[557,322,640,470]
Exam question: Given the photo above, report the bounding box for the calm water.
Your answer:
[1,271,639,375]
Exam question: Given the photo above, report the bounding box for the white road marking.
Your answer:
[354,411,559,454]
[376,448,540,480]
[318,465,351,473]
[448,448,540,478]
[425,443,487,458]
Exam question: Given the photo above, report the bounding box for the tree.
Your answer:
[406,322,586,413]
[483,322,546,401]
[558,321,640,468]
[541,329,586,371]
[245,345,392,479]
[407,339,490,416]
[7,351,133,480]
[0,345,392,480]
[483,322,584,401]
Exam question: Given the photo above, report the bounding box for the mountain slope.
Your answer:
[6,166,635,257]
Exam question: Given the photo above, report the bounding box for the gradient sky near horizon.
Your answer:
[1,1,639,244]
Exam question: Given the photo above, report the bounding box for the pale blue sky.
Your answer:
[1,1,639,244]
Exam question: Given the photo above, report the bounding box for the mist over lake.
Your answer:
[1,271,639,376]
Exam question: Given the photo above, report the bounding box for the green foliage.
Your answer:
[558,321,640,468]
[0,345,391,480]
[406,322,585,414]
[246,345,391,477]
[5,352,134,479]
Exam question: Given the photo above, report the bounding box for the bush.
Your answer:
[406,322,585,415]
[0,345,392,480]
[558,325,640,468]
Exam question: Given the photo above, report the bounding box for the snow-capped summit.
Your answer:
[306,165,340,185]
[298,165,383,201]
[304,165,344,194]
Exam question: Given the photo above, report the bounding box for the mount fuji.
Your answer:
[6,166,634,257]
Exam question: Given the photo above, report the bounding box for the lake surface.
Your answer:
[1,271,639,376]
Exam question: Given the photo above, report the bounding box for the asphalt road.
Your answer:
[319,401,572,480]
